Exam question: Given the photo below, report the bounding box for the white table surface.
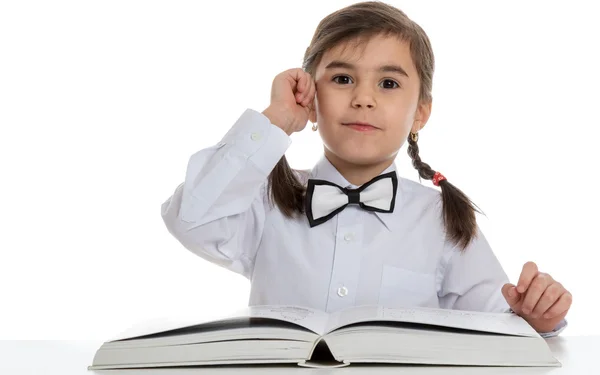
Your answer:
[0,336,597,374]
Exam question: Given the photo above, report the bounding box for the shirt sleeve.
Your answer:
[437,225,568,336]
[437,225,511,313]
[506,308,568,338]
[538,318,568,338]
[160,109,291,279]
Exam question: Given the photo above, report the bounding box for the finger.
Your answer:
[295,73,307,102]
[521,273,551,315]
[531,282,564,318]
[501,283,521,309]
[543,291,572,319]
[301,71,311,93]
[303,78,316,107]
[517,261,539,293]
[299,74,310,104]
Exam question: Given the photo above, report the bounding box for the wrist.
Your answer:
[526,317,561,334]
[262,106,292,135]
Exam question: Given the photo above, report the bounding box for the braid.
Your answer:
[407,133,436,181]
[407,133,482,250]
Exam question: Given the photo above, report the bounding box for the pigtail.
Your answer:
[267,156,306,218]
[407,133,482,250]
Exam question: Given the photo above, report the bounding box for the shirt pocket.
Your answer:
[378,265,437,308]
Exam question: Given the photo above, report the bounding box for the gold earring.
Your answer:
[410,132,418,142]
[311,122,318,131]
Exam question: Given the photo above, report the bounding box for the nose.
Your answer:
[351,84,376,109]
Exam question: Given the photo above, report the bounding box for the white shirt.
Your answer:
[161,108,566,337]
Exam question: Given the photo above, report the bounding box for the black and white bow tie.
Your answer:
[304,171,398,227]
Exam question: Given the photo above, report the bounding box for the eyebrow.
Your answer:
[324,60,409,78]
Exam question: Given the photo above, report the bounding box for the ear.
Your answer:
[308,96,317,123]
[411,99,432,134]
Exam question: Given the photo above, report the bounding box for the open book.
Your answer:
[88,304,561,369]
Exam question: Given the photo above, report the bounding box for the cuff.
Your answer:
[220,109,292,175]
[538,319,568,338]
[506,309,568,338]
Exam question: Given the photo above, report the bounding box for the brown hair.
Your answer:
[267,1,481,250]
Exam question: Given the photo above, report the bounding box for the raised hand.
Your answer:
[262,68,316,135]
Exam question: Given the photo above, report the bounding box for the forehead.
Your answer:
[317,33,415,75]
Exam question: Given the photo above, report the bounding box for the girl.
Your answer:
[161,1,571,336]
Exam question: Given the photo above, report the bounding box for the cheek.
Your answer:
[390,129,410,150]
[387,104,416,135]
[317,123,340,146]
[315,87,343,118]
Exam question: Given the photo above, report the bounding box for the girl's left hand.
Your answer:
[501,261,572,333]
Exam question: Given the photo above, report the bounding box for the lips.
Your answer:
[342,121,379,131]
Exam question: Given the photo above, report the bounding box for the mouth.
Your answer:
[342,121,379,132]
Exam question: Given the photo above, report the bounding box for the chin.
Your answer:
[328,145,390,166]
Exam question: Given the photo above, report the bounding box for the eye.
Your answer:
[332,75,353,85]
[380,79,400,89]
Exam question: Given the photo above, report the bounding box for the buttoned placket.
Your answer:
[325,204,363,312]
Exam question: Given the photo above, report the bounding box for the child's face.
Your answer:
[311,33,431,167]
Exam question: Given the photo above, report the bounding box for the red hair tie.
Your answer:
[433,171,446,186]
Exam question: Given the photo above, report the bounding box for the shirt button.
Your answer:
[250,132,261,141]
[344,233,354,241]
[337,286,348,297]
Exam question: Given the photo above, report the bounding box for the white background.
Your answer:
[1,0,598,340]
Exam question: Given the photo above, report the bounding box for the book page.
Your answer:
[109,306,251,342]
[109,305,328,342]
[324,305,382,334]
[248,305,329,334]
[324,305,539,337]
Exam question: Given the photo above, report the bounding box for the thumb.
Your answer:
[501,283,522,310]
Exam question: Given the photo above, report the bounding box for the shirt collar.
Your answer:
[308,155,403,231]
